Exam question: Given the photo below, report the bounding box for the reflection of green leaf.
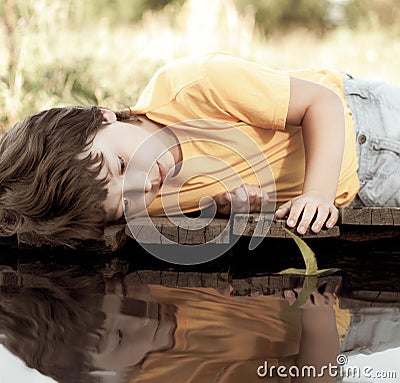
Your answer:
[277,268,341,276]
[282,228,318,311]
[290,275,318,309]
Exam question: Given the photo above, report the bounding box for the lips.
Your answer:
[157,161,166,186]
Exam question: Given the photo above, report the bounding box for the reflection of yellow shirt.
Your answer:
[127,286,350,383]
[127,52,359,216]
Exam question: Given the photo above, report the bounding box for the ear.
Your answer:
[100,108,117,124]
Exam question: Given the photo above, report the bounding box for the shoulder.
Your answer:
[150,53,215,89]
[137,52,239,104]
[152,52,258,89]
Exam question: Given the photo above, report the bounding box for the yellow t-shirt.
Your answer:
[127,52,359,216]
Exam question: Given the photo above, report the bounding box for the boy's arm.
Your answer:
[275,77,345,234]
[283,289,340,383]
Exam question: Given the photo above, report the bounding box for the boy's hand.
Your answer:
[284,287,338,333]
[283,287,336,310]
[214,183,269,215]
[274,191,339,234]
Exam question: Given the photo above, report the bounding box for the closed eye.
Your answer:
[118,155,126,175]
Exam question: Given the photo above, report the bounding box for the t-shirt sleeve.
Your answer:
[204,53,291,131]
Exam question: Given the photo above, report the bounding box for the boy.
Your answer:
[1,52,398,247]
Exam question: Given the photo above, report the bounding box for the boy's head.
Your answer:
[0,266,177,383]
[0,106,109,247]
[0,265,106,383]
[0,105,182,247]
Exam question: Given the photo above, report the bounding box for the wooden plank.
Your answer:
[119,270,180,286]
[160,271,178,287]
[178,219,206,245]
[232,275,342,296]
[339,206,400,226]
[177,272,202,287]
[233,214,340,238]
[371,208,394,225]
[126,217,230,245]
[125,218,162,244]
[393,209,400,225]
[339,207,371,225]
[339,291,400,308]
[124,270,229,289]
[137,270,162,285]
[200,272,229,288]
[10,206,400,252]
[205,221,230,244]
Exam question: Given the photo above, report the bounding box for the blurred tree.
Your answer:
[79,0,186,24]
[232,0,390,36]
[340,0,377,30]
[233,0,335,36]
[358,0,400,31]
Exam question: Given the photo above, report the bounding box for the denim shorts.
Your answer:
[343,76,400,207]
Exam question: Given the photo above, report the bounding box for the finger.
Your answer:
[230,197,248,214]
[296,202,317,234]
[325,206,339,228]
[311,205,330,233]
[293,287,314,308]
[243,184,257,204]
[310,289,326,306]
[323,292,336,306]
[214,192,232,215]
[275,201,291,219]
[283,289,297,305]
[287,200,307,229]
[260,189,270,211]
[234,186,249,203]
[250,187,263,212]
[214,192,231,206]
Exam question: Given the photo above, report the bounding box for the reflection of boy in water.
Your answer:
[0,266,346,383]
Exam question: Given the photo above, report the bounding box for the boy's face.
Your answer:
[89,112,179,221]
[91,285,175,371]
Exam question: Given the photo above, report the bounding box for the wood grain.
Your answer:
[125,217,230,245]
[339,206,400,225]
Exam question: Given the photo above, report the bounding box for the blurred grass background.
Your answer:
[1,0,400,133]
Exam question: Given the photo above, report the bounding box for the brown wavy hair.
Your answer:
[0,106,110,247]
